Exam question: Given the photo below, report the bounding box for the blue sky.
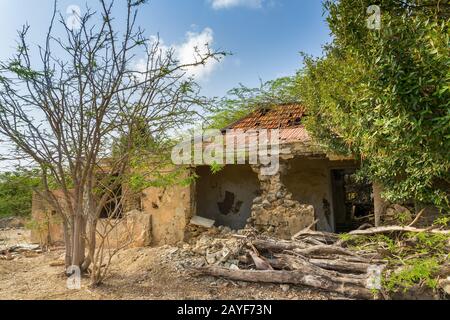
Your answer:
[0,0,331,97]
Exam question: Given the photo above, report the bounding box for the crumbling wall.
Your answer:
[281,158,333,232]
[30,192,153,248]
[141,183,192,246]
[96,210,152,248]
[249,163,315,239]
[195,165,260,230]
[30,192,65,244]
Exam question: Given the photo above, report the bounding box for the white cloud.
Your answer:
[209,0,264,10]
[174,28,219,81]
[137,28,220,81]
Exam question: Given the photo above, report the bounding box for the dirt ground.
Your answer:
[0,227,342,300]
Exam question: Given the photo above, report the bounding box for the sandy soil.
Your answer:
[0,228,341,300]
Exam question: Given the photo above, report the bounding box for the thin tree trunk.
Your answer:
[71,214,86,267]
[82,217,97,272]
[62,221,72,269]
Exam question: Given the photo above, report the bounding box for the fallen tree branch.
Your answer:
[408,209,425,227]
[252,239,308,252]
[195,266,374,299]
[308,258,372,274]
[349,226,450,236]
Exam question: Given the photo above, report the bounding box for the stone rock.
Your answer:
[229,264,240,271]
[440,278,450,295]
[205,251,217,264]
[280,284,290,292]
[283,200,297,208]
[262,200,271,209]
[253,197,262,205]
[276,191,286,199]
[384,204,413,224]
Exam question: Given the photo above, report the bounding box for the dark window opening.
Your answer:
[331,169,374,233]
[99,176,124,219]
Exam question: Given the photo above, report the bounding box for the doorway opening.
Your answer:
[331,169,374,233]
[99,174,124,219]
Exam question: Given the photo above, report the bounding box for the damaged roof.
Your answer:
[223,104,311,144]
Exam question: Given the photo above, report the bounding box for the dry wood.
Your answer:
[194,225,448,299]
[291,219,319,240]
[349,226,450,236]
[408,209,425,227]
[276,254,368,281]
[247,251,273,271]
[252,239,308,252]
[293,245,362,258]
[293,231,340,244]
[196,266,374,299]
[308,258,371,274]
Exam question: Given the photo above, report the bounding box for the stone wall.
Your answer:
[248,163,315,239]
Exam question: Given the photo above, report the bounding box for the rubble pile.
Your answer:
[0,217,24,230]
[189,224,450,300]
[0,243,42,260]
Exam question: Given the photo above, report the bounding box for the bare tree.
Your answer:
[0,0,225,278]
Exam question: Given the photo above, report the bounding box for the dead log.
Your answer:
[252,239,308,252]
[407,209,425,227]
[248,251,273,271]
[293,231,339,244]
[276,254,369,282]
[195,266,374,299]
[349,226,450,236]
[266,256,375,275]
[307,254,386,264]
[308,258,371,274]
[293,245,362,259]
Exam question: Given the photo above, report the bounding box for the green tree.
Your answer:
[298,0,449,210]
[206,77,299,129]
[0,169,41,217]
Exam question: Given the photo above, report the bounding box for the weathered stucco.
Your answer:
[30,193,153,248]
[30,192,65,245]
[30,183,186,247]
[282,158,333,232]
[195,165,260,230]
[141,183,192,246]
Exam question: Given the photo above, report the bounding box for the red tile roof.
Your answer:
[224,104,311,144]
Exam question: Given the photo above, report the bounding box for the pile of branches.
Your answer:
[0,244,42,260]
[194,224,450,299]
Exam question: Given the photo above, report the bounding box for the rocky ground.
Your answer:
[0,226,342,300]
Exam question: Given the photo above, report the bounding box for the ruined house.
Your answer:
[31,104,380,247]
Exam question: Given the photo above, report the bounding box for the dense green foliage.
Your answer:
[0,169,41,217]
[298,0,449,210]
[340,231,449,292]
